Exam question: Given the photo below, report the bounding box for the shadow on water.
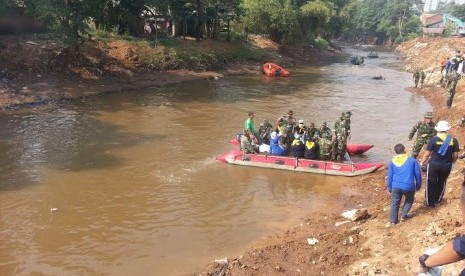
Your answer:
[0,107,166,191]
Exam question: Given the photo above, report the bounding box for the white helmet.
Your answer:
[434,120,451,132]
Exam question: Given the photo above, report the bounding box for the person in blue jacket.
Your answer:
[270,131,287,156]
[387,143,422,225]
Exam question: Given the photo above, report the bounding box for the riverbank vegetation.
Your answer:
[7,0,465,75]
[0,0,428,66]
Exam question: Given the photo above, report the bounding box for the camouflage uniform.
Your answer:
[258,120,273,144]
[408,112,436,158]
[331,112,352,161]
[446,70,460,108]
[332,118,350,161]
[307,126,318,140]
[413,71,420,88]
[419,71,426,87]
[318,127,333,160]
[345,111,352,136]
[240,134,257,154]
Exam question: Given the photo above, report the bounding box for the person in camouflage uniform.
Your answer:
[446,70,461,108]
[307,122,318,140]
[332,113,350,161]
[413,71,420,88]
[258,119,273,144]
[408,112,436,158]
[344,111,352,139]
[241,130,258,154]
[419,71,426,88]
[318,122,333,160]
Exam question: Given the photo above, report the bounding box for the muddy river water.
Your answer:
[0,48,430,275]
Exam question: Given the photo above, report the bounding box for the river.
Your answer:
[0,47,430,275]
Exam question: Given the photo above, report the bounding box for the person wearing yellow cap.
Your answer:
[420,121,460,207]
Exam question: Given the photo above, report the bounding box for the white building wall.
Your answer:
[423,0,464,12]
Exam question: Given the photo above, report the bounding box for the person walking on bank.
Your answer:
[387,144,422,225]
[420,121,460,207]
[419,70,426,88]
[413,71,420,88]
[408,112,436,158]
[446,69,461,108]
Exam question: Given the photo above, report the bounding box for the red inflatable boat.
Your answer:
[346,144,374,155]
[263,62,290,77]
[216,150,383,177]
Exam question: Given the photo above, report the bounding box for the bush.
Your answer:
[313,37,329,49]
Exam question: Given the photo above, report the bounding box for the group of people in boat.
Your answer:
[241,109,352,161]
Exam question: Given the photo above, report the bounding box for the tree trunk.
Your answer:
[226,19,231,42]
[195,0,205,41]
[128,14,143,37]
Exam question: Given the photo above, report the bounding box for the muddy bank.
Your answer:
[196,37,465,276]
[0,35,340,110]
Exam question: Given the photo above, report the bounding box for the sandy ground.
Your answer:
[195,37,465,276]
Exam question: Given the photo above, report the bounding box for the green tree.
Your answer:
[351,0,386,40]
[242,0,299,43]
[25,0,88,46]
[299,0,334,39]
[377,0,421,42]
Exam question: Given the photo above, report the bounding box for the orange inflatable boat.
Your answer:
[263,62,290,77]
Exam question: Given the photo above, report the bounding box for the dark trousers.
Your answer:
[425,163,451,207]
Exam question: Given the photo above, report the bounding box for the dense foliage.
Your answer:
[2,0,454,46]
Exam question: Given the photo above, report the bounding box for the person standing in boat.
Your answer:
[387,144,422,225]
[258,119,273,145]
[332,113,350,161]
[318,123,333,160]
[244,111,258,141]
[408,112,436,159]
[240,129,258,154]
[345,111,352,140]
[277,110,296,148]
[276,110,297,130]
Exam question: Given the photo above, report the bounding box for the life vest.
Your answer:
[290,139,304,158]
[304,141,318,159]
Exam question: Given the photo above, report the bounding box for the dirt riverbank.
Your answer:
[0,35,339,110]
[196,37,465,276]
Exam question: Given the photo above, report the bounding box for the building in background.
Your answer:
[420,13,445,35]
[424,0,464,12]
